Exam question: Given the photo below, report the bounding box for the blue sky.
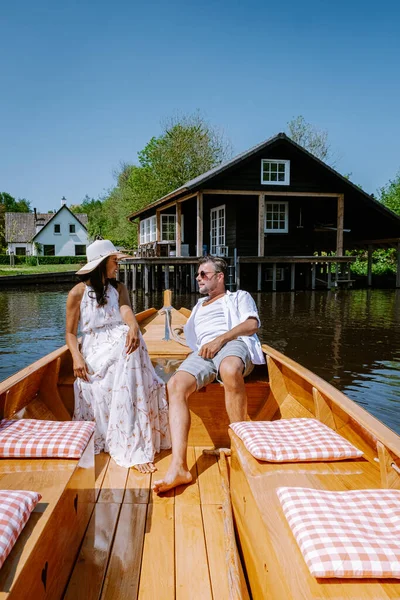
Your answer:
[1,0,399,212]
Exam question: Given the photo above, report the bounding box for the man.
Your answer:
[153,256,265,494]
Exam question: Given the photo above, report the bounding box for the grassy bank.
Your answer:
[0,264,81,277]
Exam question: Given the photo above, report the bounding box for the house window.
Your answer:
[75,245,86,256]
[69,224,76,234]
[265,267,285,282]
[261,159,290,185]
[15,247,26,256]
[264,201,289,233]
[139,216,157,244]
[43,245,55,256]
[54,224,61,234]
[210,205,225,255]
[161,214,176,242]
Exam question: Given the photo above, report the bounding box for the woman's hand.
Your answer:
[73,354,89,381]
[126,325,140,354]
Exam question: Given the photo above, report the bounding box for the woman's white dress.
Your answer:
[73,284,171,467]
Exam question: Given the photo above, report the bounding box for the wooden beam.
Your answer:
[202,189,342,198]
[196,192,203,257]
[397,243,400,289]
[257,265,262,292]
[258,194,265,257]
[311,264,316,290]
[237,256,356,264]
[367,244,373,287]
[176,203,182,257]
[272,263,277,292]
[336,194,344,256]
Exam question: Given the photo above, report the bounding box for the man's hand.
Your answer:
[198,336,226,359]
[126,325,140,354]
[73,354,90,381]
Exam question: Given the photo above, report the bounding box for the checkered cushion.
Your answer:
[0,419,95,458]
[230,418,363,462]
[0,490,41,569]
[277,487,400,578]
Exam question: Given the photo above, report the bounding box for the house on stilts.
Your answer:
[123,133,400,292]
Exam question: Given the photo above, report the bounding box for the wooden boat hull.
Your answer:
[1,302,400,599]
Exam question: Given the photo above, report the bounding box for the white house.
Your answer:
[5,202,89,256]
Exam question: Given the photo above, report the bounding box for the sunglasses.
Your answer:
[197,270,218,279]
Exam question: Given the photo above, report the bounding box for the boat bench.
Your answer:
[0,434,95,600]
[229,430,400,599]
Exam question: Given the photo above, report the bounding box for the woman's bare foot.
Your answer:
[152,464,192,494]
[133,462,156,474]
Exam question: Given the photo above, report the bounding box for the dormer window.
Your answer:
[54,224,61,234]
[261,159,290,185]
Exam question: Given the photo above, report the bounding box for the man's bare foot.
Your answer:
[133,462,156,474]
[152,465,192,494]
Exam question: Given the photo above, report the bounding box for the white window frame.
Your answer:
[161,214,176,242]
[139,216,156,244]
[264,201,289,234]
[261,159,290,186]
[210,204,226,255]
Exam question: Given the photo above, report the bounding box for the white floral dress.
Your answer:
[73,284,171,467]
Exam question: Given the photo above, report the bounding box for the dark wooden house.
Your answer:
[127,133,400,291]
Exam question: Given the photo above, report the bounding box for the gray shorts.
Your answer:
[176,339,254,390]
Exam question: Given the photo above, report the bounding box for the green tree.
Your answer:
[378,171,400,215]
[70,195,107,240]
[286,115,336,166]
[101,112,232,247]
[0,192,31,252]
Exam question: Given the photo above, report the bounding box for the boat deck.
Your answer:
[64,447,242,600]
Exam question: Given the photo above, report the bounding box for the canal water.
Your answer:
[1,286,400,435]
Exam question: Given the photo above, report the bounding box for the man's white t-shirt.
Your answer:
[194,299,228,347]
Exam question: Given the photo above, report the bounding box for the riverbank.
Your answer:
[0,269,79,287]
[0,264,81,276]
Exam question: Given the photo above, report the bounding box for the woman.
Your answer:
[66,239,170,473]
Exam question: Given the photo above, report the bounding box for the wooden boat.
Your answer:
[1,292,400,599]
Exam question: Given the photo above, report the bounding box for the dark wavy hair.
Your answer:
[77,257,118,306]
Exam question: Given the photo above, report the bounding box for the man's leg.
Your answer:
[219,356,247,423]
[152,371,197,493]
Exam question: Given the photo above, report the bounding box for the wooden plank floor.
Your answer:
[64,449,232,600]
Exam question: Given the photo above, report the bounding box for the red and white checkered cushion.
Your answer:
[0,490,41,569]
[0,419,95,459]
[277,487,400,578]
[230,418,363,462]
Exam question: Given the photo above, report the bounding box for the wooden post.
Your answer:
[176,203,181,257]
[156,210,161,242]
[311,263,316,290]
[397,243,400,289]
[367,244,373,287]
[336,194,344,256]
[258,194,265,257]
[236,260,241,289]
[144,264,149,295]
[196,192,203,256]
[164,264,169,289]
[257,264,262,292]
[190,264,195,293]
[150,265,155,291]
[272,263,277,292]
[327,262,331,289]
[132,264,137,291]
[290,263,295,291]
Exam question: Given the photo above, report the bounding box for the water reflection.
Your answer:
[1,287,399,434]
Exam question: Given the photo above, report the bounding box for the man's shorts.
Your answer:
[175,339,254,390]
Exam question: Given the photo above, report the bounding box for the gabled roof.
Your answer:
[5,206,88,243]
[127,132,400,225]
[31,205,88,241]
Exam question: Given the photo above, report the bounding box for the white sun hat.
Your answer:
[76,240,130,275]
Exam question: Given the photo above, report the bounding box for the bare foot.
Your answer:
[152,465,192,494]
[134,462,156,474]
